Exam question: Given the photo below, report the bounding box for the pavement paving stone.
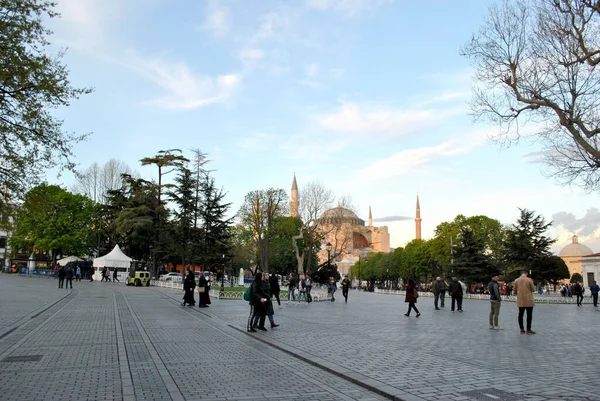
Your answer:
[2,275,599,401]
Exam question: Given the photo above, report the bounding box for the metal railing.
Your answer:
[373,288,594,304]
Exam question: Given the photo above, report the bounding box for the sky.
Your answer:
[44,0,600,254]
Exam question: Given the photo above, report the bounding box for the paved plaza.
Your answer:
[0,275,598,401]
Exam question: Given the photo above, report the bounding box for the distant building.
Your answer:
[289,175,420,276]
[582,253,600,288]
[558,235,593,280]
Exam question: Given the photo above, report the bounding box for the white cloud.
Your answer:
[239,48,265,66]
[355,134,487,180]
[54,0,121,47]
[124,53,241,110]
[252,12,289,42]
[306,63,319,77]
[316,102,462,137]
[201,1,230,37]
[305,0,390,15]
[236,133,278,150]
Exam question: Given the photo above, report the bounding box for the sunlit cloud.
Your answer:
[123,53,241,110]
[305,0,390,16]
[201,0,230,37]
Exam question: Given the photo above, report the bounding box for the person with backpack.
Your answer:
[341,275,351,303]
[404,279,420,317]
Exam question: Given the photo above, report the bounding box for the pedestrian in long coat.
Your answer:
[254,272,279,328]
[182,270,196,306]
[269,274,281,307]
[250,272,269,331]
[404,279,420,317]
[513,270,536,334]
[198,274,211,307]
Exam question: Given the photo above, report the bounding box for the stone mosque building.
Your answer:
[290,175,422,275]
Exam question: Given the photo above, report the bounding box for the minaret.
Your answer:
[290,174,299,218]
[368,205,372,226]
[415,193,422,240]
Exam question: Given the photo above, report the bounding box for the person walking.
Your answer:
[448,277,463,312]
[439,278,447,307]
[287,273,296,304]
[89,267,95,282]
[304,274,313,303]
[329,276,337,302]
[75,266,81,282]
[573,281,584,306]
[488,273,503,330]
[341,275,351,302]
[65,266,74,289]
[198,274,211,308]
[590,280,599,308]
[182,269,196,307]
[58,266,66,289]
[404,279,420,317]
[431,276,441,310]
[513,270,536,334]
[296,274,306,304]
[254,272,280,329]
[250,272,269,331]
[112,268,120,282]
[269,274,282,308]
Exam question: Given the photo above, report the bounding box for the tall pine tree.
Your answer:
[503,208,555,280]
[452,227,495,284]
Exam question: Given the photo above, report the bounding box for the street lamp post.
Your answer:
[220,254,225,297]
[326,242,332,276]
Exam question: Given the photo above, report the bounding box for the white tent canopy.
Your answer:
[57,255,83,265]
[93,244,132,268]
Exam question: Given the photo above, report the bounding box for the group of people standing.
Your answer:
[286,273,313,304]
[181,269,212,308]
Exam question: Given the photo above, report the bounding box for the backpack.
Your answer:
[243,286,252,302]
[413,288,419,299]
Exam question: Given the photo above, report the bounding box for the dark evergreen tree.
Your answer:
[503,209,555,281]
[198,174,233,275]
[536,256,570,286]
[452,226,495,285]
[167,166,196,269]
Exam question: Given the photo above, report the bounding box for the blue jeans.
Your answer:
[287,288,295,301]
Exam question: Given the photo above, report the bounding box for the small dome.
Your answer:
[319,206,364,226]
[559,235,593,257]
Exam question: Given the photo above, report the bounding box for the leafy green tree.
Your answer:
[237,188,288,272]
[269,216,304,276]
[503,208,556,281]
[536,256,570,286]
[570,273,583,283]
[400,239,434,282]
[452,227,495,285]
[0,0,91,203]
[9,184,95,262]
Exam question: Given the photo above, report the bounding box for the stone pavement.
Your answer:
[1,275,598,401]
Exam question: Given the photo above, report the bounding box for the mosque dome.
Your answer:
[319,206,365,226]
[558,235,593,257]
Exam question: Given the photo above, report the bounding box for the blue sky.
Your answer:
[45,0,600,253]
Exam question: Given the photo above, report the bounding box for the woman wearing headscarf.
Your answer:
[250,272,269,331]
[198,273,211,308]
[404,279,421,317]
[182,269,196,307]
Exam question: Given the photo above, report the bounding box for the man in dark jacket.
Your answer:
[65,266,74,289]
[448,277,463,312]
[269,274,281,308]
[573,282,584,306]
[488,273,502,330]
[590,280,599,307]
[431,277,441,310]
[58,266,66,289]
